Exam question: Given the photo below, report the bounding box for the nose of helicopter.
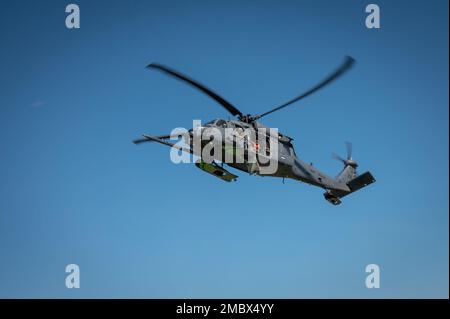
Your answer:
[189,125,223,146]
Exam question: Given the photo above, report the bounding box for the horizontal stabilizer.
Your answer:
[324,171,376,205]
[347,171,376,192]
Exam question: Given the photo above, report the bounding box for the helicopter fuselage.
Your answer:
[188,118,351,193]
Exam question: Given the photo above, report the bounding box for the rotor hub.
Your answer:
[344,159,358,168]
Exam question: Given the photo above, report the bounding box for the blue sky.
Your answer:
[0,0,448,298]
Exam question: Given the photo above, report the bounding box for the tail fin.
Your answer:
[332,141,359,184]
[336,163,357,184]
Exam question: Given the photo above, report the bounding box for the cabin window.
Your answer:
[265,136,271,156]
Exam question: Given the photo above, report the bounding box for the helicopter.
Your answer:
[133,56,375,205]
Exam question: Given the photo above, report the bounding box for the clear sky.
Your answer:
[0,0,448,298]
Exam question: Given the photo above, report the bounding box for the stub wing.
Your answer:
[195,160,238,182]
[134,135,238,182]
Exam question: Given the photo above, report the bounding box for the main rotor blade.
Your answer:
[255,56,355,120]
[147,63,243,117]
[332,152,346,164]
[133,134,170,145]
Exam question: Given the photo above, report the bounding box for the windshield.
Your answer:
[216,120,227,127]
[204,119,217,127]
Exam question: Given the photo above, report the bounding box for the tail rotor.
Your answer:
[332,142,359,184]
[332,141,358,170]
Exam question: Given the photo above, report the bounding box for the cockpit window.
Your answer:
[216,120,227,127]
[289,143,297,156]
[204,120,217,127]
